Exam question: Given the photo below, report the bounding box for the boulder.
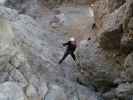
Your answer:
[128,17,133,29]
[9,69,28,88]
[38,81,48,99]
[93,0,109,29]
[94,0,133,50]
[5,0,29,13]
[120,15,133,52]
[108,0,126,12]
[116,82,133,97]
[0,6,42,99]
[0,18,15,71]
[99,4,126,49]
[76,85,99,100]
[120,33,133,53]
[103,82,133,100]
[0,82,27,100]
[26,84,38,100]
[122,53,133,81]
[0,72,9,83]
[0,0,6,5]
[9,52,26,68]
[74,0,92,5]
[126,0,133,17]
[44,82,100,100]
[5,0,40,18]
[45,84,67,100]
[0,6,18,21]
[102,89,116,100]
[76,39,121,92]
[124,53,133,68]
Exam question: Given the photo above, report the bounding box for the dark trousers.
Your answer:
[59,51,76,64]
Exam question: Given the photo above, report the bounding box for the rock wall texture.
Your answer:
[0,5,100,100]
[77,0,133,100]
[0,0,133,100]
[93,0,133,50]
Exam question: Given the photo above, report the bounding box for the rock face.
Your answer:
[94,0,133,50]
[40,0,97,6]
[108,0,126,12]
[0,82,27,100]
[4,0,40,18]
[45,84,67,100]
[44,83,98,100]
[77,40,120,92]
[0,0,6,4]
[99,4,126,49]
[0,4,101,100]
[76,0,133,100]
[0,0,133,100]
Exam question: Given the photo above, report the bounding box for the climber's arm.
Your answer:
[62,41,70,46]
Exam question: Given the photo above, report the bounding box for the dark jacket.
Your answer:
[63,41,77,52]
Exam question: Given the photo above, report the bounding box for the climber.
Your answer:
[58,37,77,64]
